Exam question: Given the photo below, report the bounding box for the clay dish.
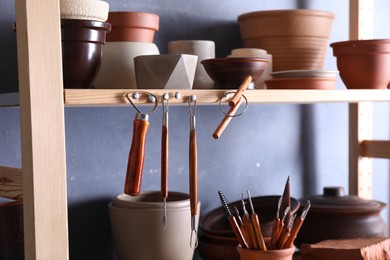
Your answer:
[331,39,390,89]
[201,57,269,89]
[265,77,336,90]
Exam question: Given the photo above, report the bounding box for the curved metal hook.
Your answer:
[126,91,158,114]
[218,91,248,117]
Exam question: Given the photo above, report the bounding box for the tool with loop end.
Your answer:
[161,93,169,230]
[124,92,158,196]
[188,95,198,249]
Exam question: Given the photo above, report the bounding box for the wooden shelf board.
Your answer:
[64,89,390,107]
[361,140,390,159]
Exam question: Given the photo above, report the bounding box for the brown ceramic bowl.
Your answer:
[265,78,337,90]
[201,57,269,89]
[331,39,390,89]
[199,196,300,238]
[61,19,111,89]
[106,12,159,42]
[296,187,387,246]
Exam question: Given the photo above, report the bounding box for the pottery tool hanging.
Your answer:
[188,95,198,248]
[218,190,249,249]
[161,93,169,229]
[124,92,158,196]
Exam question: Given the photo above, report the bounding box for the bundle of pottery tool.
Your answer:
[217,177,311,252]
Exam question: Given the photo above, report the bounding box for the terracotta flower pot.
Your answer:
[331,39,390,89]
[106,12,159,42]
[238,9,334,71]
[61,19,111,89]
[237,242,295,260]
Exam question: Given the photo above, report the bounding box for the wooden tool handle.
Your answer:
[228,75,252,107]
[243,214,258,250]
[285,218,303,248]
[270,218,280,250]
[124,116,149,196]
[189,129,198,217]
[161,124,168,198]
[213,98,243,139]
[229,216,249,249]
[252,214,267,251]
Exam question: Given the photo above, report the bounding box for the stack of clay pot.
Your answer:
[60,0,111,88]
[93,11,160,89]
[238,9,334,72]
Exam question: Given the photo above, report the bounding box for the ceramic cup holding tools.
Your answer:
[237,241,295,260]
[108,191,200,260]
[168,40,215,89]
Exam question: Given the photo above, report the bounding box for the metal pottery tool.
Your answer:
[124,92,158,196]
[247,190,267,251]
[161,93,169,229]
[241,192,257,249]
[218,190,249,249]
[188,95,198,248]
[270,195,283,249]
[280,176,292,226]
[276,213,296,249]
[285,200,311,248]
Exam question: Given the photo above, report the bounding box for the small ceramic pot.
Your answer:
[228,48,273,89]
[109,191,200,260]
[61,19,111,89]
[134,54,198,89]
[92,42,160,89]
[237,244,295,260]
[0,200,24,260]
[296,187,387,246]
[238,9,334,71]
[331,39,390,89]
[106,12,159,42]
[168,40,215,89]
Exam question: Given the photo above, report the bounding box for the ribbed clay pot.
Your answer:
[237,240,295,260]
[331,39,390,89]
[296,187,387,246]
[109,191,200,260]
[106,12,159,42]
[61,19,111,88]
[238,9,334,71]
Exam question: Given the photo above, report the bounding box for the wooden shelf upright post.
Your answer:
[15,0,69,259]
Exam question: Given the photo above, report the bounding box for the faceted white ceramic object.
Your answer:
[134,54,198,89]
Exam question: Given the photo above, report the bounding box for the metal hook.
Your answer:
[218,92,248,117]
[126,91,158,114]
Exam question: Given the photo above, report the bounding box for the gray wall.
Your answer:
[1,1,390,259]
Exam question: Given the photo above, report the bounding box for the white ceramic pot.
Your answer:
[228,48,273,89]
[92,42,159,89]
[168,40,215,89]
[109,191,200,260]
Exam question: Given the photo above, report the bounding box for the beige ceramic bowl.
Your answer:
[109,191,200,260]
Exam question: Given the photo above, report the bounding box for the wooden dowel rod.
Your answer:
[228,75,252,107]
[213,98,243,139]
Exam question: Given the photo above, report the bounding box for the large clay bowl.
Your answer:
[238,9,334,71]
[331,39,390,89]
[201,57,269,89]
[199,196,300,238]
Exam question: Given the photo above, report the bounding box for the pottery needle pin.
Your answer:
[247,190,267,251]
[285,200,311,248]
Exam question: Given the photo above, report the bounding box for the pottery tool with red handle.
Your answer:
[161,93,169,229]
[188,95,198,248]
[124,92,158,196]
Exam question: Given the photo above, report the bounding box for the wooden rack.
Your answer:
[0,0,387,259]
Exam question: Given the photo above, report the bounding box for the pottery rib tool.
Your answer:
[161,93,169,229]
[247,190,267,251]
[228,75,252,107]
[276,213,296,249]
[218,191,249,249]
[188,95,198,248]
[124,92,157,196]
[280,176,291,226]
[285,200,311,248]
